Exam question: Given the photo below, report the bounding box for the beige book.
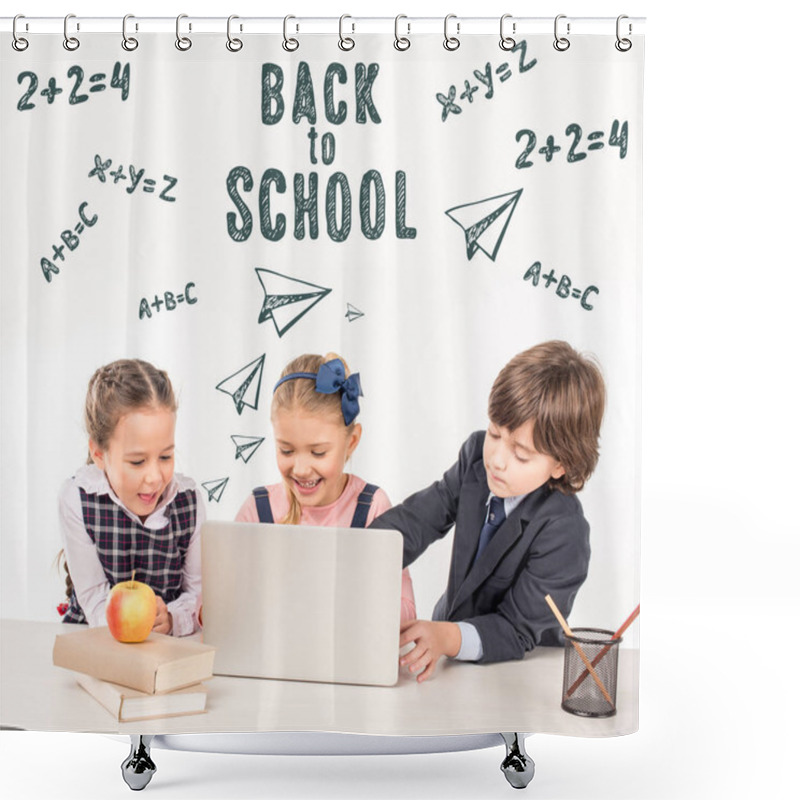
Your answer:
[53,626,215,694]
[76,673,208,722]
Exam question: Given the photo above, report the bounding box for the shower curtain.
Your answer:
[1,18,643,737]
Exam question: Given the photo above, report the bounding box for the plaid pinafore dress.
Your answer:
[62,487,198,624]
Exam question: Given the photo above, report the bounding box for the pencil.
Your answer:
[566,604,639,697]
[544,594,614,707]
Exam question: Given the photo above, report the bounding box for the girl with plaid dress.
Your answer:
[58,359,204,636]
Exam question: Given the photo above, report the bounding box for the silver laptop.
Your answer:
[201,521,404,686]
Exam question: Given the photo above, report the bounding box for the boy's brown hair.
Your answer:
[488,340,605,494]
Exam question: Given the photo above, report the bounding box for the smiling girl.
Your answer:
[58,359,204,636]
[235,352,415,623]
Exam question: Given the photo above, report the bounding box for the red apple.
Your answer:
[106,578,157,643]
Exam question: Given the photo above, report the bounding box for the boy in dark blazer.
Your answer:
[371,340,605,682]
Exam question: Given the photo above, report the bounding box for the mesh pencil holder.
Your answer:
[561,627,621,718]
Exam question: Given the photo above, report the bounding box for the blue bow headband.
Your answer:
[273,358,363,426]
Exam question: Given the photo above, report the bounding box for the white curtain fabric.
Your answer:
[1,28,642,707]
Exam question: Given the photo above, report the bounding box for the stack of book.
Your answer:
[53,626,216,723]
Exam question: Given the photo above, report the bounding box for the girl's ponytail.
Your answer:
[282,491,303,526]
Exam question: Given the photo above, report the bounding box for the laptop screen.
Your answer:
[201,521,404,686]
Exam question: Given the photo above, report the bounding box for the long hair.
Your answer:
[271,352,356,524]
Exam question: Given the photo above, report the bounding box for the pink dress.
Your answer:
[236,475,416,623]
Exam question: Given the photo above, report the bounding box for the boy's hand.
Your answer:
[399,620,461,683]
[153,596,173,635]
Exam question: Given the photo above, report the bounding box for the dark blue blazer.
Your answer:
[371,431,591,663]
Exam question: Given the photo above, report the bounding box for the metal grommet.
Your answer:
[175,13,192,51]
[12,14,29,51]
[63,13,80,51]
[226,15,243,52]
[553,14,570,52]
[282,15,299,52]
[500,14,516,51]
[615,15,632,52]
[394,14,410,51]
[122,14,139,51]
[338,14,355,51]
[443,14,460,51]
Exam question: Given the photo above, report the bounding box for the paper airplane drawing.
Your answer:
[231,435,266,463]
[202,477,229,503]
[345,303,364,322]
[216,354,265,415]
[256,268,331,337]
[445,188,523,261]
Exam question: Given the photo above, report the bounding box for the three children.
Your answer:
[60,340,604,678]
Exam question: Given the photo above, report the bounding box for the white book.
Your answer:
[76,673,208,722]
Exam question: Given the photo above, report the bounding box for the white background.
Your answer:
[0,17,642,633]
[1,1,798,799]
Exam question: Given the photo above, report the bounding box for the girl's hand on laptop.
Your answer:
[399,620,461,683]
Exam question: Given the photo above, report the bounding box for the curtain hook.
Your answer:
[553,14,570,52]
[500,14,516,51]
[443,14,460,51]
[394,14,410,51]
[339,14,355,51]
[175,13,192,51]
[122,14,139,52]
[226,14,243,52]
[12,14,29,51]
[63,13,80,51]
[615,15,632,52]
[283,15,299,52]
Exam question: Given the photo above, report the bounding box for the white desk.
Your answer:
[1,619,637,738]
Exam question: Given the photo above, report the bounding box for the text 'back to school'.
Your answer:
[225,61,417,244]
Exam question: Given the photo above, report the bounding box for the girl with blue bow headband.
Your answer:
[234,352,416,625]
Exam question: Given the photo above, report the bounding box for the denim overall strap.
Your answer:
[252,487,274,523]
[350,483,378,528]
